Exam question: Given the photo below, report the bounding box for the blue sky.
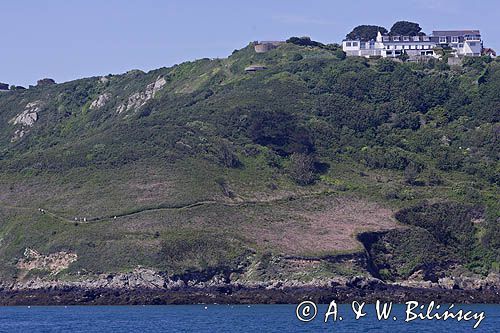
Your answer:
[1,0,499,86]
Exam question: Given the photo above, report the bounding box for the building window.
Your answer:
[465,35,481,41]
[393,36,400,41]
[439,36,447,43]
[423,36,430,41]
[413,36,420,41]
[459,43,464,48]
[346,42,351,47]
[452,36,459,43]
[352,42,358,47]
[360,42,366,49]
[403,36,410,41]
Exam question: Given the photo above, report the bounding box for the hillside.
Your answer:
[0,41,498,293]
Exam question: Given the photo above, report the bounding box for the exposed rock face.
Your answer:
[438,273,500,291]
[99,76,110,84]
[89,93,111,110]
[17,248,78,276]
[8,101,42,142]
[10,268,167,291]
[116,76,167,114]
[2,258,499,304]
[11,102,40,126]
[0,82,9,90]
[12,109,38,127]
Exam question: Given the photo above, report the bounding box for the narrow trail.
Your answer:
[1,191,333,225]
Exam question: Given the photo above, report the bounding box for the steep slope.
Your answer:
[0,42,498,289]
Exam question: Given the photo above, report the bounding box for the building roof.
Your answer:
[432,30,480,37]
[483,48,496,56]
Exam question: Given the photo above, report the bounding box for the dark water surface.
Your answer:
[0,304,498,332]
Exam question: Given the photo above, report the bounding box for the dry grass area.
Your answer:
[113,194,401,258]
[241,196,401,256]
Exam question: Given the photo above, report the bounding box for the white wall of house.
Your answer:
[462,41,482,56]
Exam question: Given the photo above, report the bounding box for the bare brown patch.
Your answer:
[243,196,400,256]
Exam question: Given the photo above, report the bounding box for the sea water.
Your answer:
[0,304,498,332]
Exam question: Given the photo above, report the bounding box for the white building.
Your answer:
[343,30,483,59]
[432,30,482,56]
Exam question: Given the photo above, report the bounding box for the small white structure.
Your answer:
[245,65,267,72]
[343,29,484,59]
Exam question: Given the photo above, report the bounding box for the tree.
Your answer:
[248,110,314,156]
[346,25,388,41]
[390,21,423,36]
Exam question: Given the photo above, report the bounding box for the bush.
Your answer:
[214,139,240,168]
[427,169,443,186]
[404,162,421,185]
[377,58,396,72]
[286,36,324,48]
[395,202,478,254]
[287,153,315,185]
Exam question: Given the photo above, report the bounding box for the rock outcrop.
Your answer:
[89,92,111,110]
[116,76,167,114]
[8,101,42,142]
[2,270,499,305]
[17,248,78,276]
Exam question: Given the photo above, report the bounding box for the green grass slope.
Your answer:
[0,41,498,283]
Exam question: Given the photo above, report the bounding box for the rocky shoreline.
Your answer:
[1,284,499,306]
[1,269,499,305]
